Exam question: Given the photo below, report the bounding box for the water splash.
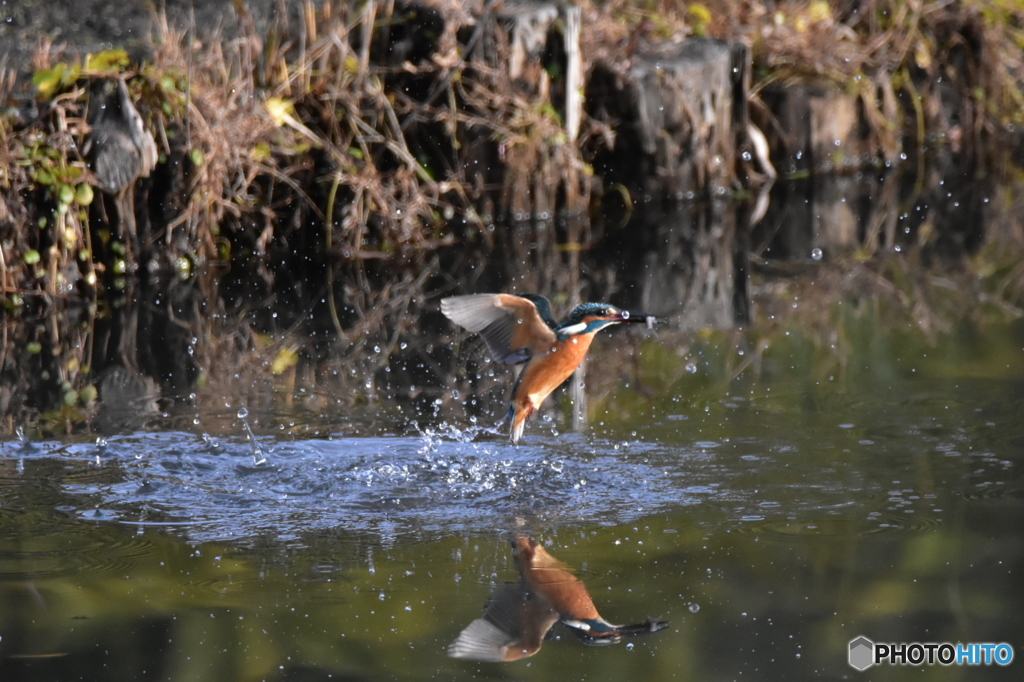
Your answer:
[238,408,267,465]
[0,430,689,544]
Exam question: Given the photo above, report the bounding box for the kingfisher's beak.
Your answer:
[615,310,658,329]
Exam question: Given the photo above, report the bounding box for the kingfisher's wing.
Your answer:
[441,294,558,364]
[447,583,558,662]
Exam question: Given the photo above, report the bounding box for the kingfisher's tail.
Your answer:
[507,399,539,444]
[509,405,528,444]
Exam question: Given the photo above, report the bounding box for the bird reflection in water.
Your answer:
[448,536,668,662]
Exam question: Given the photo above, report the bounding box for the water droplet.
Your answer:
[689,603,700,613]
[237,408,249,419]
[685,362,697,374]
[811,247,823,260]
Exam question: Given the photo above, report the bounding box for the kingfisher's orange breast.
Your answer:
[515,333,596,410]
[514,538,600,620]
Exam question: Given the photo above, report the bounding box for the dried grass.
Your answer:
[2,1,1023,299]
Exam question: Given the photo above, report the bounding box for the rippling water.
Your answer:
[3,427,691,543]
[6,380,1010,548]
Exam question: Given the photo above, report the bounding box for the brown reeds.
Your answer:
[581,0,1024,169]
[3,1,1024,301]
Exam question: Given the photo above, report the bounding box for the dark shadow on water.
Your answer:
[754,159,992,265]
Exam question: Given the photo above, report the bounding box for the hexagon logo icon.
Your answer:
[849,636,875,671]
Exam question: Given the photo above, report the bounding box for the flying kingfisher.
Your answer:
[448,536,668,661]
[440,293,655,443]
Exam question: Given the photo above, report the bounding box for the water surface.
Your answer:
[1,305,1021,681]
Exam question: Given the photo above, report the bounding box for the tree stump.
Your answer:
[588,38,746,204]
[760,79,881,175]
[458,0,584,221]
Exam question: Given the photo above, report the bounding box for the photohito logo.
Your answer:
[849,637,1014,670]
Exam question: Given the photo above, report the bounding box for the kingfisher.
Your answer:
[448,536,667,661]
[511,536,668,645]
[441,294,655,443]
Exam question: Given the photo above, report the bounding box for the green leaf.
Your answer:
[33,63,80,98]
[266,97,295,126]
[80,385,98,404]
[189,148,205,166]
[85,49,130,74]
[252,143,273,162]
[60,165,84,182]
[271,346,300,375]
[23,250,41,265]
[58,183,75,206]
[75,183,95,206]
[175,256,192,279]
[689,3,712,25]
